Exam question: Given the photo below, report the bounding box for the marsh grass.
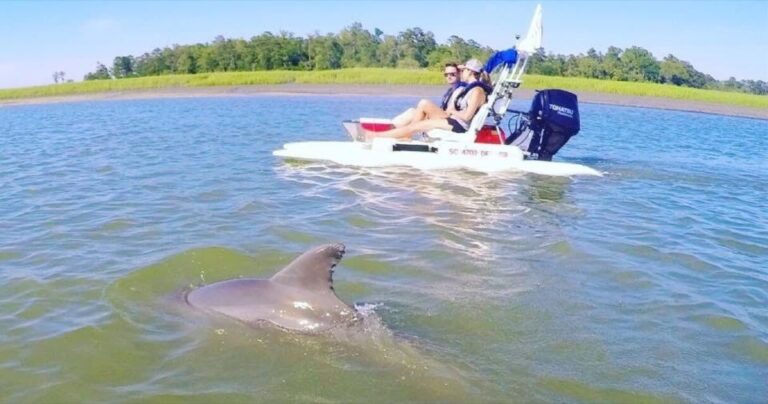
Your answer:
[1,68,765,108]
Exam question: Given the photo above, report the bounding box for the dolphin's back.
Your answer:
[187,279,286,321]
[187,279,271,308]
[186,278,357,332]
[185,244,359,332]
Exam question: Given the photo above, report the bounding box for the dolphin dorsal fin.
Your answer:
[270,244,345,292]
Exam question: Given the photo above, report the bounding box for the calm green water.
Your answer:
[1,96,766,403]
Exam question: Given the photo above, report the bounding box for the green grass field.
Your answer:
[1,68,765,109]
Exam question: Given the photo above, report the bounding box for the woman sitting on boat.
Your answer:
[364,58,492,141]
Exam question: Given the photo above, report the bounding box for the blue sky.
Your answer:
[1,0,766,89]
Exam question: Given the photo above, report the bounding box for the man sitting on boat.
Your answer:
[390,62,465,127]
[363,58,492,141]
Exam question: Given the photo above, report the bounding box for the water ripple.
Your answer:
[0,97,765,402]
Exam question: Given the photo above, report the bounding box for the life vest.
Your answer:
[453,81,493,111]
[440,81,466,110]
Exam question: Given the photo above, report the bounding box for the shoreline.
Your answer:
[1,84,766,120]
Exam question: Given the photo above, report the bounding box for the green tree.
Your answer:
[659,55,690,85]
[250,32,279,69]
[338,22,379,67]
[425,45,453,70]
[211,36,237,71]
[743,80,768,95]
[175,46,199,74]
[134,48,170,76]
[52,71,66,83]
[621,46,660,82]
[307,34,343,70]
[446,36,473,62]
[723,76,743,91]
[84,62,111,80]
[273,32,307,69]
[528,48,566,76]
[563,54,580,77]
[397,27,436,67]
[196,45,218,72]
[603,46,625,80]
[572,55,599,78]
[575,48,606,79]
[685,63,713,88]
[112,56,135,78]
[376,35,400,67]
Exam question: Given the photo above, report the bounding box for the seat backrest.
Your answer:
[467,103,490,136]
[465,65,516,136]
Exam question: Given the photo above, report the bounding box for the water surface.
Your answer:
[1,95,766,402]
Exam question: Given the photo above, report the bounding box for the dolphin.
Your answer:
[185,243,360,333]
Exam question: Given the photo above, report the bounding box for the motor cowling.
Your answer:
[527,89,580,161]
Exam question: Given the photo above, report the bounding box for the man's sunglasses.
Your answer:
[443,72,457,77]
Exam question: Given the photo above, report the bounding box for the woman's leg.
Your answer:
[417,99,450,120]
[392,99,449,129]
[402,100,431,126]
[365,118,454,141]
[398,99,448,128]
[391,108,415,127]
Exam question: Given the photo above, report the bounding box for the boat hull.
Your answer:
[273,139,602,177]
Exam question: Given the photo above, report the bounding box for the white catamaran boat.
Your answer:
[273,5,602,177]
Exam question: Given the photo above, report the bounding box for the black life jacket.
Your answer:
[453,81,493,111]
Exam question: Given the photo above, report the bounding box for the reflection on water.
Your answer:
[0,96,766,402]
[276,164,539,261]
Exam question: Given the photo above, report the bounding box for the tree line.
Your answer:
[84,24,491,78]
[82,23,766,95]
[527,47,766,95]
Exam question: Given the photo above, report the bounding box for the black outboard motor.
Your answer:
[505,89,581,161]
